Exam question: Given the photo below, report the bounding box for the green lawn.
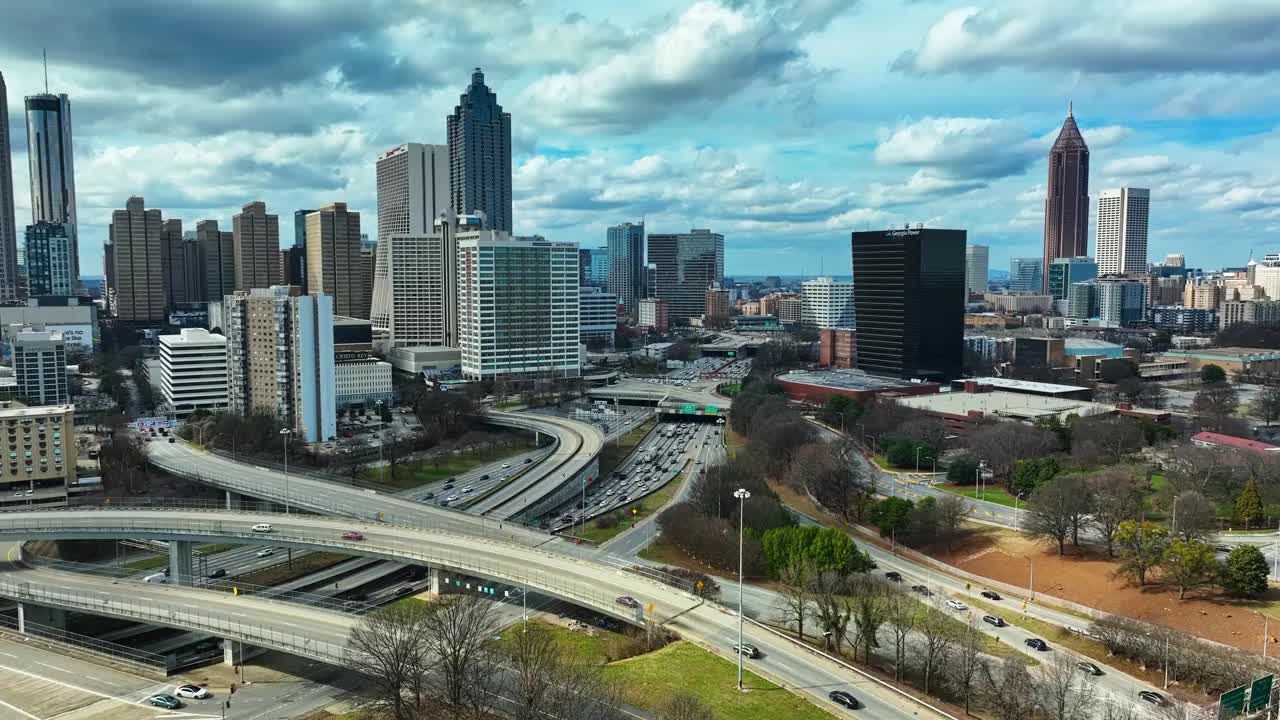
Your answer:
[576,472,685,544]
[607,641,836,720]
[725,429,746,459]
[937,483,1020,508]
[392,596,431,610]
[358,444,528,490]
[196,544,236,555]
[498,619,614,665]
[718,383,742,397]
[124,555,168,571]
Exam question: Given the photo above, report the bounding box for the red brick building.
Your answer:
[819,328,856,368]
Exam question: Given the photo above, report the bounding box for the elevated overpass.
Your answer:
[0,510,952,720]
[473,412,604,521]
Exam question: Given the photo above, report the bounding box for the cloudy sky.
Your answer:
[3,0,1280,278]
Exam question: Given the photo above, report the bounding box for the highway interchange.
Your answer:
[0,380,1189,720]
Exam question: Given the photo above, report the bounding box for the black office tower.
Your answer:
[850,227,965,382]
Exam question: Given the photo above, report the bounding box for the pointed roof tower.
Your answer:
[1052,102,1088,152]
[1041,103,1091,293]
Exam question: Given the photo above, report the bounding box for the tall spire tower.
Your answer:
[1042,103,1089,293]
[446,68,513,233]
[0,71,18,301]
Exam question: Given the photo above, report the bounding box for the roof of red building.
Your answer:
[1191,431,1280,454]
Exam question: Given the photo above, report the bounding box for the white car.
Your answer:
[446,495,459,502]
[174,685,209,699]
[501,463,511,469]
[256,548,274,558]
[461,486,473,493]
[251,523,273,533]
[945,599,968,611]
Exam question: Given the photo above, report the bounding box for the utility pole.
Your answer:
[734,487,751,692]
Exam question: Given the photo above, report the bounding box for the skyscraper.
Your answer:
[607,222,645,317]
[1095,188,1150,276]
[304,203,363,318]
[377,143,450,242]
[25,92,78,287]
[800,276,855,329]
[447,68,512,232]
[0,72,19,301]
[1047,256,1097,302]
[106,197,166,323]
[965,244,989,299]
[160,218,189,307]
[850,227,965,381]
[647,229,724,325]
[1042,104,1089,293]
[23,221,72,296]
[457,234,579,380]
[196,219,234,303]
[232,201,281,290]
[1009,257,1044,292]
[579,247,609,288]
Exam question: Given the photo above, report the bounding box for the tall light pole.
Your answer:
[279,428,293,515]
[733,487,751,692]
[914,446,923,473]
[1015,492,1025,531]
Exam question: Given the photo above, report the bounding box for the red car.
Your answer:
[342,531,365,541]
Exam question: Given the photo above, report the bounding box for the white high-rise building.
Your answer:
[800,277,854,329]
[1096,188,1150,276]
[10,328,67,405]
[370,213,477,349]
[457,234,579,380]
[376,143,450,243]
[159,328,227,417]
[965,244,989,298]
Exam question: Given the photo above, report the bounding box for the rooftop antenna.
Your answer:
[42,48,48,92]
[1068,99,1073,117]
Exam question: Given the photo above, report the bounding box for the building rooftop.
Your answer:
[0,401,73,417]
[897,390,1112,423]
[960,377,1087,396]
[159,328,226,346]
[1167,347,1280,361]
[1064,338,1123,350]
[779,369,931,393]
[1191,431,1280,454]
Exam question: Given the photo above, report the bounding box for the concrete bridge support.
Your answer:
[168,540,194,586]
[18,602,67,633]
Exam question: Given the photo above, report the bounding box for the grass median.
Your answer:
[358,444,529,491]
[576,471,685,544]
[937,483,1019,508]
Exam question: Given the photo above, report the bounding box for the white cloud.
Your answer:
[1102,155,1174,176]
[874,117,1036,179]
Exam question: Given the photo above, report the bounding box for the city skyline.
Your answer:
[1,2,1279,278]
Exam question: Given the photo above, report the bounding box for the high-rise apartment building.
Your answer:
[0,72,19,301]
[11,329,67,405]
[1096,188,1149,276]
[371,228,455,348]
[0,401,77,508]
[22,222,72,297]
[579,247,609,288]
[580,286,618,348]
[704,285,730,327]
[305,203,363,318]
[850,227,965,381]
[106,197,166,323]
[638,298,669,333]
[647,229,724,325]
[232,201,280,290]
[1047,256,1097,302]
[159,219,190,307]
[457,234,578,380]
[447,69,512,233]
[1009,257,1044,292]
[377,143,449,243]
[1095,278,1148,328]
[776,297,802,325]
[25,92,78,287]
[1184,281,1225,310]
[197,219,234,303]
[607,222,645,317]
[965,244,988,299]
[159,328,227,417]
[1221,299,1280,330]
[223,287,335,442]
[1254,263,1280,301]
[1042,105,1090,292]
[800,276,855,329]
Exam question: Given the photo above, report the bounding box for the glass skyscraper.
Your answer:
[447,69,512,233]
[607,222,645,317]
[1009,257,1044,292]
[25,93,78,286]
[647,229,724,325]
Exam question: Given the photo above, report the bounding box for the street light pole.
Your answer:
[279,428,293,515]
[733,487,751,692]
[1015,493,1025,531]
[915,446,923,473]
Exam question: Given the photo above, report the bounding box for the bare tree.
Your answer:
[1025,478,1091,555]
[1171,490,1216,541]
[965,421,1056,481]
[503,623,627,720]
[982,656,1041,720]
[657,692,713,720]
[936,494,971,551]
[1089,469,1145,557]
[917,600,956,695]
[1164,444,1237,497]
[1192,382,1239,432]
[844,577,891,665]
[1072,415,1144,465]
[774,560,815,641]
[949,614,986,714]
[811,571,852,654]
[1038,652,1096,720]
[884,588,917,682]
[421,596,501,719]
[346,603,435,720]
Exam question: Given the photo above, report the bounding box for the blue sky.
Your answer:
[3,0,1280,277]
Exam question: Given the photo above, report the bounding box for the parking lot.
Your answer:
[661,356,752,382]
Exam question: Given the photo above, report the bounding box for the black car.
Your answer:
[524,458,533,464]
[479,474,490,481]
[980,590,1002,601]
[1024,638,1049,651]
[1138,691,1165,706]
[982,615,1005,628]
[422,492,435,500]
[884,571,903,582]
[910,585,932,596]
[828,690,859,709]
[207,568,227,579]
